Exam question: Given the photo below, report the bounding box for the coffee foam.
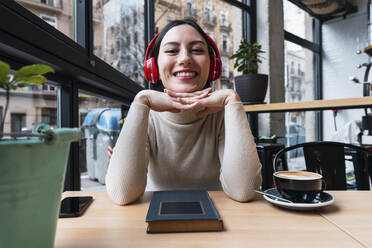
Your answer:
[275,171,321,180]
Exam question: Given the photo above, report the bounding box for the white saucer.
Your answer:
[263,188,334,211]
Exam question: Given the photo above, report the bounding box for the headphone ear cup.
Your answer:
[208,55,216,82]
[144,57,159,84]
[151,58,159,83]
[144,59,151,81]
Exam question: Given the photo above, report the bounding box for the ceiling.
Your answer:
[289,0,358,21]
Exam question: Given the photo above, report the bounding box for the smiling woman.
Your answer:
[105,18,262,205]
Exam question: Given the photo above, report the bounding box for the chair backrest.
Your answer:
[273,141,372,190]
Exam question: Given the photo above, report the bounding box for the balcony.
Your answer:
[158,0,181,12]
[203,15,217,27]
[220,23,231,32]
[289,68,305,78]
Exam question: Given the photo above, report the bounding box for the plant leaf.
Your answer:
[15,75,47,86]
[237,64,246,72]
[230,39,265,75]
[14,64,54,82]
[0,61,10,85]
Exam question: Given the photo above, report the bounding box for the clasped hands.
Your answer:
[134,88,241,118]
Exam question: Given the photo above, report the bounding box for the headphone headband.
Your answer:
[204,33,221,60]
[145,33,160,62]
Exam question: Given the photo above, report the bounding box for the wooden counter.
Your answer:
[55,191,372,248]
[244,96,372,113]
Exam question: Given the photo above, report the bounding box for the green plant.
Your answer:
[230,40,265,75]
[0,61,54,133]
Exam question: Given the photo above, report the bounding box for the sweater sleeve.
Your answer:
[219,102,262,202]
[105,103,150,205]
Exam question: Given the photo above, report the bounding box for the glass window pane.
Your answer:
[285,110,318,168]
[154,0,243,90]
[16,0,74,39]
[285,40,315,103]
[0,82,58,133]
[78,91,127,191]
[283,0,315,43]
[93,0,146,88]
[284,41,316,151]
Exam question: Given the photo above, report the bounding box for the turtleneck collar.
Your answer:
[159,106,206,124]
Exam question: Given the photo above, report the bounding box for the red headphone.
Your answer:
[144,32,222,84]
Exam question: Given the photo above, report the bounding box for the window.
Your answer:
[42,84,56,91]
[221,56,229,78]
[94,0,146,88]
[41,0,54,7]
[204,2,212,22]
[284,0,312,41]
[11,113,26,133]
[41,108,57,126]
[16,0,73,38]
[78,91,126,191]
[283,0,321,155]
[187,0,192,12]
[221,9,228,27]
[40,15,57,28]
[133,11,137,25]
[284,41,316,145]
[126,36,131,47]
[0,82,58,134]
[134,32,138,44]
[185,0,197,17]
[290,61,294,74]
[222,33,229,52]
[1,0,252,191]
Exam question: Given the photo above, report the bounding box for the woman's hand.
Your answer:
[166,88,241,117]
[133,89,200,113]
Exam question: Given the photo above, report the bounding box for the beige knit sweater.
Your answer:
[106,101,262,205]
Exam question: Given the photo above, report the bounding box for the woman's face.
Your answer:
[157,24,210,93]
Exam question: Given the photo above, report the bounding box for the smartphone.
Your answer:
[59,196,93,218]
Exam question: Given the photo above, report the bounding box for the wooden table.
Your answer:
[55,191,372,248]
[243,96,372,113]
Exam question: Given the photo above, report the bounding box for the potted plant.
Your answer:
[230,40,268,103]
[0,61,82,248]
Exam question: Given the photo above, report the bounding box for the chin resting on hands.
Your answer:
[165,88,241,117]
[133,89,198,113]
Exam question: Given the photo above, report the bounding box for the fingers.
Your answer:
[176,94,215,106]
[167,89,212,105]
[165,88,211,98]
[176,97,197,104]
[171,99,199,110]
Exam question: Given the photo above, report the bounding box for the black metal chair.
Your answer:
[273,141,372,190]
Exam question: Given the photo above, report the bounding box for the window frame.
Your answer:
[1,0,255,190]
[284,0,322,141]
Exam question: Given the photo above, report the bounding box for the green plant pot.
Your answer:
[234,74,268,103]
[0,128,81,248]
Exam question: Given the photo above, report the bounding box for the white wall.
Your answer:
[322,0,369,140]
